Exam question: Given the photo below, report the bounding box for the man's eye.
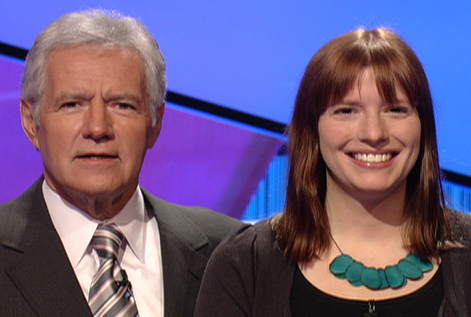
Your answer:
[61,102,79,108]
[116,103,135,110]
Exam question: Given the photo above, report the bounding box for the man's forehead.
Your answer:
[43,45,147,102]
[45,45,144,80]
[47,44,143,66]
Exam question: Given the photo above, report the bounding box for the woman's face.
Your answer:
[318,67,421,200]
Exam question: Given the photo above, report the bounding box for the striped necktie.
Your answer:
[89,224,139,317]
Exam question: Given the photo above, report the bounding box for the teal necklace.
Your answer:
[329,238,433,290]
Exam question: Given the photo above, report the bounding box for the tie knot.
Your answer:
[91,224,124,259]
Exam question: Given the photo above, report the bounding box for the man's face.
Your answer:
[21,46,163,217]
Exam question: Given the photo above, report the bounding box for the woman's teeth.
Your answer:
[353,153,393,163]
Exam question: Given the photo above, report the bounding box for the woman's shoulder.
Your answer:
[196,218,296,316]
[213,219,279,255]
[446,209,471,242]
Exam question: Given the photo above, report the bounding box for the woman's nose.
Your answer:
[358,113,389,146]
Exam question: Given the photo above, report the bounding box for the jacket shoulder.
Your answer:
[0,178,45,249]
[141,188,243,250]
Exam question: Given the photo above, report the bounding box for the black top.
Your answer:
[195,214,471,316]
[290,264,444,317]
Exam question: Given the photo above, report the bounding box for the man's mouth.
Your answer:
[77,154,118,160]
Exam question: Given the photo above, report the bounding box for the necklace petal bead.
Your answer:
[378,269,388,289]
[345,261,366,285]
[398,259,423,279]
[404,253,434,271]
[329,254,353,278]
[361,268,382,289]
[384,265,406,288]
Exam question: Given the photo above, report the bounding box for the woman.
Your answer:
[194,28,471,316]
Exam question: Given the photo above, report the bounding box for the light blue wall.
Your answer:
[1,1,470,176]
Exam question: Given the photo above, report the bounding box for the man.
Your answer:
[0,9,241,317]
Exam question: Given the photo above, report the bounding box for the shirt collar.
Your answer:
[105,186,147,264]
[43,180,148,268]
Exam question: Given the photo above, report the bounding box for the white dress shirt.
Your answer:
[43,181,164,317]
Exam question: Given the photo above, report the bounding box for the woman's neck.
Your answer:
[324,176,408,258]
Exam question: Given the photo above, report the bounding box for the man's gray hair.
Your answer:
[22,9,167,126]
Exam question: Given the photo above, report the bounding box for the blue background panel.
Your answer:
[0,1,470,181]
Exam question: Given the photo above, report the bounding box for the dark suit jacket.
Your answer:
[0,177,242,317]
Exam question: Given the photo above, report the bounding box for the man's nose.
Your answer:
[82,101,114,141]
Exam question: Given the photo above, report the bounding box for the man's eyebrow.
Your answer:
[56,92,94,101]
[103,94,143,103]
[54,92,143,104]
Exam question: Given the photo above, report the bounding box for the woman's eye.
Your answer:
[333,107,354,115]
[390,107,407,113]
[388,105,413,115]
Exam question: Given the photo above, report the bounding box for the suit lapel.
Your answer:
[6,229,93,317]
[143,192,209,317]
[2,178,93,317]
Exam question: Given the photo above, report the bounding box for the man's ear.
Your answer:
[20,98,40,149]
[148,101,165,149]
